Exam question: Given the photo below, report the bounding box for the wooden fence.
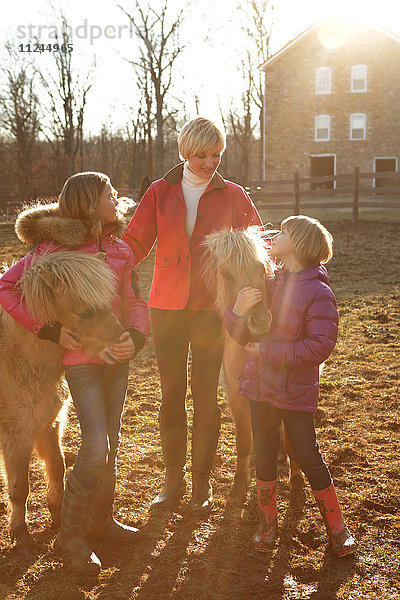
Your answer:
[246,168,400,222]
[0,188,139,221]
[2,172,399,223]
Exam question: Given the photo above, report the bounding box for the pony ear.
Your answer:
[94,252,106,262]
[20,268,58,322]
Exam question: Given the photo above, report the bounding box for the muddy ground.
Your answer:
[0,206,399,600]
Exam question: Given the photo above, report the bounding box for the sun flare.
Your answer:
[317,1,400,49]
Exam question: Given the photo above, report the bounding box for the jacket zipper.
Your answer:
[282,367,289,393]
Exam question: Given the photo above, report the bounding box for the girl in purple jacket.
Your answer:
[224,215,356,557]
[0,172,149,575]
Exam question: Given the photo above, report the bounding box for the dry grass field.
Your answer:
[0,206,399,600]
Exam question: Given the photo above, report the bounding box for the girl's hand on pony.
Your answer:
[234,287,263,315]
[58,326,83,350]
[245,342,261,357]
[100,348,119,364]
[108,331,136,362]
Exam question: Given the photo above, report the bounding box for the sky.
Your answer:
[1,0,400,135]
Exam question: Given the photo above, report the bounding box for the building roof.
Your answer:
[259,17,400,72]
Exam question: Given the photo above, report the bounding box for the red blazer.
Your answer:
[123,163,263,311]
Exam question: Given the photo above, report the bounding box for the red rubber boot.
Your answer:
[253,478,278,551]
[312,483,357,557]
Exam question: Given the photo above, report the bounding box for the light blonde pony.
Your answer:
[281,215,333,266]
[20,251,117,323]
[202,226,275,336]
[58,171,113,238]
[178,117,226,160]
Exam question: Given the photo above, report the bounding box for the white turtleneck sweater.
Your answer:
[181,161,211,241]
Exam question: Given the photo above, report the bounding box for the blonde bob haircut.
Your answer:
[281,215,333,266]
[58,171,113,238]
[178,117,226,160]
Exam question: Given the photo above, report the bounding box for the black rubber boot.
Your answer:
[151,411,187,510]
[53,471,101,576]
[88,468,141,543]
[190,412,221,516]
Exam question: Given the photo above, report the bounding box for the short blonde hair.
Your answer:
[281,215,333,266]
[178,117,226,160]
[58,172,113,238]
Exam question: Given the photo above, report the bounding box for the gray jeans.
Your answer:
[65,362,129,489]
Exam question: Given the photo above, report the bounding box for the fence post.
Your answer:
[353,166,359,223]
[293,172,300,215]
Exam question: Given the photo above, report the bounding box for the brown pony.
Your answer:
[202,226,304,494]
[0,251,125,556]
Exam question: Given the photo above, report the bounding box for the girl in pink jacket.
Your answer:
[0,172,149,576]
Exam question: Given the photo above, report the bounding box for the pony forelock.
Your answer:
[20,251,117,323]
[201,226,275,313]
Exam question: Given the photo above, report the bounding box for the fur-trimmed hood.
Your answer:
[15,202,127,248]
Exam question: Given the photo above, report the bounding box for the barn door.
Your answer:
[374,158,397,188]
[310,156,335,190]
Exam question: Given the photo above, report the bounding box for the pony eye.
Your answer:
[77,309,95,320]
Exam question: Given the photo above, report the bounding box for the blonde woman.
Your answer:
[123,118,262,515]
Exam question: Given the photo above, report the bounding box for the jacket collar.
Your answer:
[163,162,228,189]
[276,264,330,284]
[15,202,126,248]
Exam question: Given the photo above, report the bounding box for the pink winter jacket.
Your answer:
[0,203,149,366]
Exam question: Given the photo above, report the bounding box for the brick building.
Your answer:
[259,18,400,188]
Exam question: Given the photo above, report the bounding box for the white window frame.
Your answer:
[315,115,331,142]
[351,65,367,93]
[350,113,366,140]
[315,67,332,95]
[373,157,398,188]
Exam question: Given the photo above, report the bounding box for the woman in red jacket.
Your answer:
[123,117,262,515]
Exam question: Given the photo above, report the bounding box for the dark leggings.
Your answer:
[150,308,224,422]
[250,400,332,491]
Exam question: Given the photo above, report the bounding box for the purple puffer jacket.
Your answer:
[223,265,339,412]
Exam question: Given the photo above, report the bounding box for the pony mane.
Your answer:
[201,226,275,314]
[20,251,117,323]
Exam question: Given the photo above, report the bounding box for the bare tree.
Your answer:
[124,114,142,187]
[119,0,188,176]
[227,50,255,184]
[133,55,155,178]
[245,0,273,178]
[225,0,273,182]
[0,44,40,199]
[35,14,94,177]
